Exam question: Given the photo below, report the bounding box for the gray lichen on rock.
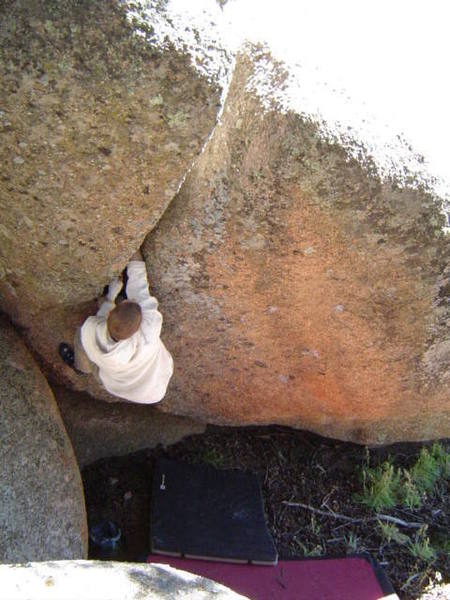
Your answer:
[0,0,221,320]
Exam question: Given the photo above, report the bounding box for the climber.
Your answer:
[59,249,173,404]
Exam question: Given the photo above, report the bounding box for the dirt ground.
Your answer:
[82,426,449,599]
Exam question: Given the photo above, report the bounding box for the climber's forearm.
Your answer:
[96,298,115,317]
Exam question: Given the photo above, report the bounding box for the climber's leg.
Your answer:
[73,328,102,383]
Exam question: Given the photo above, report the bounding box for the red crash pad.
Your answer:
[147,554,396,600]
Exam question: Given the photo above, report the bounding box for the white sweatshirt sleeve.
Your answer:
[126,260,163,340]
[126,261,158,308]
[96,299,115,318]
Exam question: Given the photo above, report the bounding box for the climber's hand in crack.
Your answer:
[127,248,151,292]
[106,276,124,302]
[96,276,123,310]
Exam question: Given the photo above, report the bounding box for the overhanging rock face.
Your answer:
[0,0,448,445]
[0,0,220,323]
[143,52,449,444]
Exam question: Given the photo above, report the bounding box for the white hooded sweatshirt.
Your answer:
[80,261,173,403]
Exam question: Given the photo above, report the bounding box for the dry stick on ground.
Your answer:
[282,501,424,529]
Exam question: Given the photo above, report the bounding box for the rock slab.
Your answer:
[0,0,220,322]
[1,3,448,446]
[0,560,248,600]
[0,318,88,563]
[143,51,449,444]
[54,385,205,467]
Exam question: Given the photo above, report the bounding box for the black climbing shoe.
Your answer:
[59,342,75,367]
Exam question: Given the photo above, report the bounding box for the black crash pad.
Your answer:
[150,458,278,564]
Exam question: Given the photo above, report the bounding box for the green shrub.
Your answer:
[431,442,450,478]
[358,461,402,511]
[407,528,437,563]
[410,447,442,494]
[345,532,364,554]
[377,521,409,545]
[401,469,424,509]
[299,543,323,557]
[357,443,449,512]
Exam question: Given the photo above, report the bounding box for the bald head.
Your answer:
[107,300,142,341]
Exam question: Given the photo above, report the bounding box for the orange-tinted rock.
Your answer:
[143,53,449,444]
